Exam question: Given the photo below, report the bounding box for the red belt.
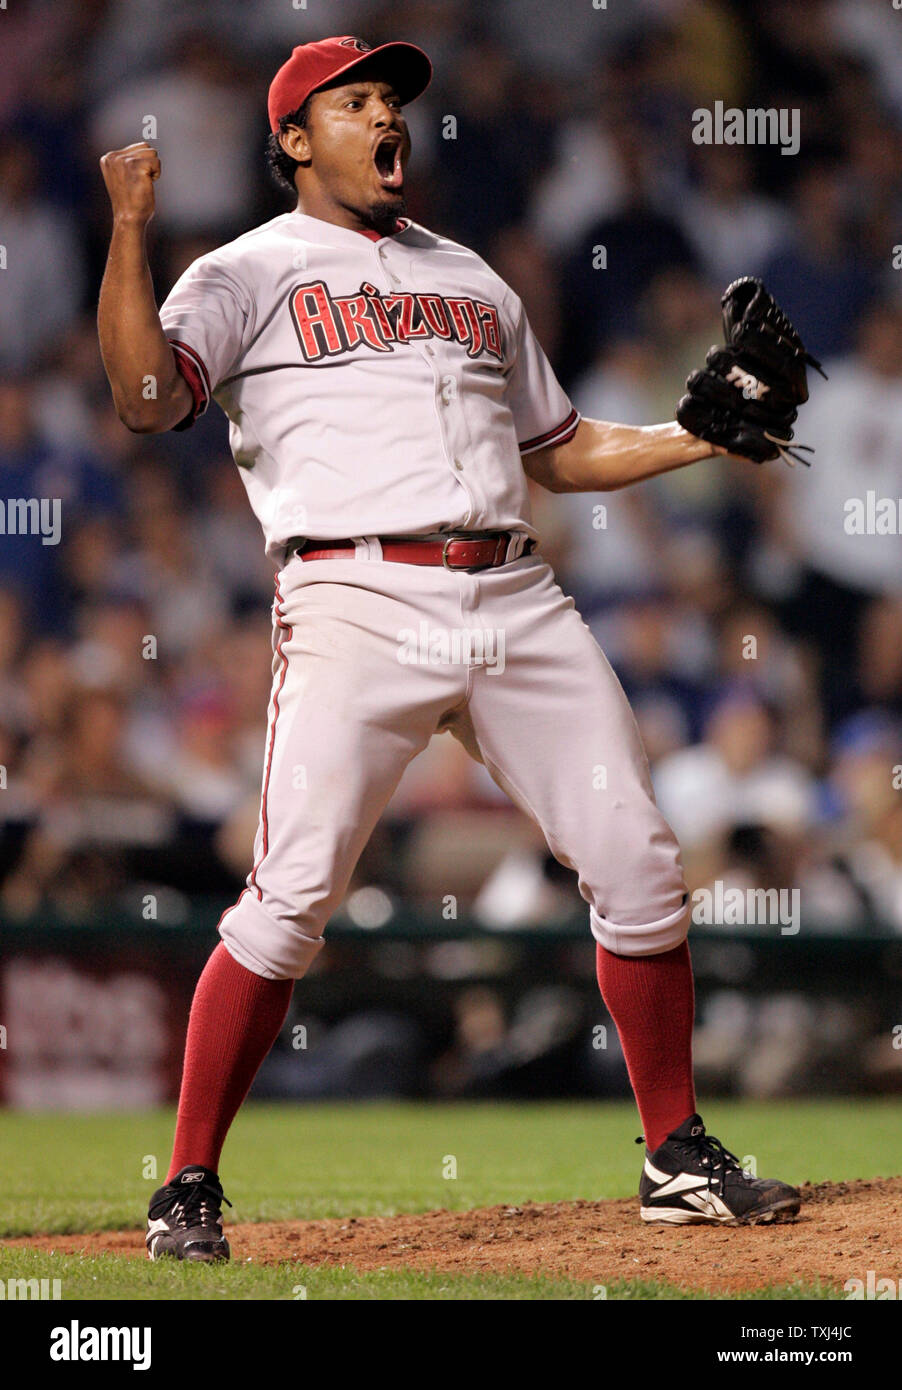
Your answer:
[288,532,531,573]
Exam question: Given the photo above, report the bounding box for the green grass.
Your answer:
[0,1246,596,1301]
[0,1247,841,1301]
[0,1099,896,1299]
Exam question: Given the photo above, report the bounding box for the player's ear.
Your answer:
[279,125,312,167]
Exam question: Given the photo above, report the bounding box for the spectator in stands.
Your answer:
[111,460,228,660]
[825,711,902,930]
[652,685,817,872]
[0,136,84,372]
[558,120,698,384]
[761,161,879,360]
[162,684,248,823]
[430,37,553,254]
[0,379,122,621]
[88,33,258,240]
[2,688,173,919]
[7,51,93,213]
[776,303,902,722]
[679,145,790,285]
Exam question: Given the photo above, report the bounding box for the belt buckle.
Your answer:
[441,535,479,572]
[441,536,460,571]
[441,534,494,573]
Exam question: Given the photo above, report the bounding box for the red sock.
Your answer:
[167,942,293,1180]
[595,940,696,1153]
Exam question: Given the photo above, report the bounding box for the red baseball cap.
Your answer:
[268,35,432,133]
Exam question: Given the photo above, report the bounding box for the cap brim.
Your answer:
[310,41,432,107]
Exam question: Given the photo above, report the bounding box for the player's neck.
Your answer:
[292,192,401,241]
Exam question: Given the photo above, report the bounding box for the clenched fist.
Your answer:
[100,142,160,224]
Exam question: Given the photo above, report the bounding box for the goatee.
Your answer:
[368,196,406,237]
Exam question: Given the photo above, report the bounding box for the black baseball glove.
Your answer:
[676,277,826,466]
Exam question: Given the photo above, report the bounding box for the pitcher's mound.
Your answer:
[9,1177,900,1294]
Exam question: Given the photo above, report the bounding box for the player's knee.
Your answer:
[218,891,326,980]
[584,826,689,956]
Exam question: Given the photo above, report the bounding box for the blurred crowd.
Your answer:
[1,0,901,936]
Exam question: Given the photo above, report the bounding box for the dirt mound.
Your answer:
[7,1178,901,1293]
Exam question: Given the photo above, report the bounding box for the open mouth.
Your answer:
[373,134,404,190]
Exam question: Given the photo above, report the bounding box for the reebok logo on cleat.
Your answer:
[638,1114,801,1225]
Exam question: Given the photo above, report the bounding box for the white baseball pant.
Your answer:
[218,547,690,979]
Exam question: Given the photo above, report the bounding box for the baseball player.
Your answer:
[97,36,810,1262]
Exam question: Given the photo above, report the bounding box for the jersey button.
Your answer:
[453,458,464,470]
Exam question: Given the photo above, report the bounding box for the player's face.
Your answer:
[294,78,412,232]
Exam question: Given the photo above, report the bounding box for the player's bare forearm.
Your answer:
[97,219,191,432]
[523,418,723,494]
[97,143,192,433]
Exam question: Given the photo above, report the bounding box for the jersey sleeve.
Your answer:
[158,251,251,430]
[505,297,580,454]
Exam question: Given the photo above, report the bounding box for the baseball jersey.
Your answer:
[159,211,579,563]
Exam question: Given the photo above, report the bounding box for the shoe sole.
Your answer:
[640,1197,801,1226]
[146,1240,231,1263]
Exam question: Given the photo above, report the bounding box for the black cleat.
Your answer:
[145,1165,232,1261]
[639,1113,801,1225]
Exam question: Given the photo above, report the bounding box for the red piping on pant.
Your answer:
[248,578,292,901]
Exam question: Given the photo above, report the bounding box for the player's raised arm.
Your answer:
[97,143,193,433]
